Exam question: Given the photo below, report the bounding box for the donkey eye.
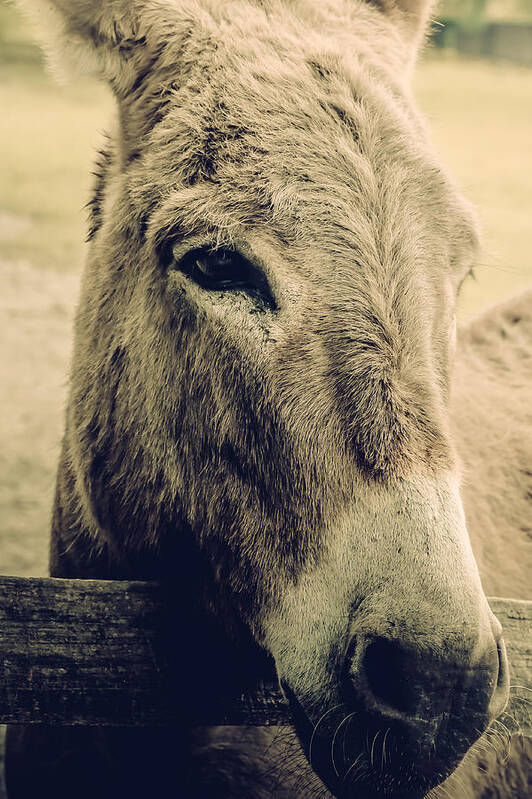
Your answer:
[173,246,277,310]
[192,249,249,288]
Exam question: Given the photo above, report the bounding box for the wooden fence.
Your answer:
[0,575,530,733]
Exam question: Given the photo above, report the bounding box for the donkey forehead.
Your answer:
[131,25,476,262]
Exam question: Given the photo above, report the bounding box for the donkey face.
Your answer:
[20,0,509,795]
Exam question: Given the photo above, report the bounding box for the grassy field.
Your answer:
[1,4,531,578]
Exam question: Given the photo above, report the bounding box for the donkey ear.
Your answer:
[366,1,436,52]
[12,0,158,94]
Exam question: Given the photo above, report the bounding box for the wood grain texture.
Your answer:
[0,576,529,731]
[489,597,532,735]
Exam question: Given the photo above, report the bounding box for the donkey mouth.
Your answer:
[283,683,489,799]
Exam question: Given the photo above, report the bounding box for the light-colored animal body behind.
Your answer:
[6,1,531,797]
[454,293,532,600]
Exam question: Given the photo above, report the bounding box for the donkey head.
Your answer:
[20,1,509,796]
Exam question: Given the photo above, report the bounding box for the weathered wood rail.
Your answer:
[0,576,530,733]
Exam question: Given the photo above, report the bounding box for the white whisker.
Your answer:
[370,729,381,769]
[342,752,365,784]
[381,726,391,769]
[331,712,357,777]
[308,703,344,771]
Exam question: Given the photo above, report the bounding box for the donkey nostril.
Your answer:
[363,637,419,715]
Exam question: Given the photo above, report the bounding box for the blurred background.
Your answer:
[1,0,531,580]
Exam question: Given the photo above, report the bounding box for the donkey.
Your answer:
[7,1,530,797]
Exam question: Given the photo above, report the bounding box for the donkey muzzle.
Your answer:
[287,623,509,798]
